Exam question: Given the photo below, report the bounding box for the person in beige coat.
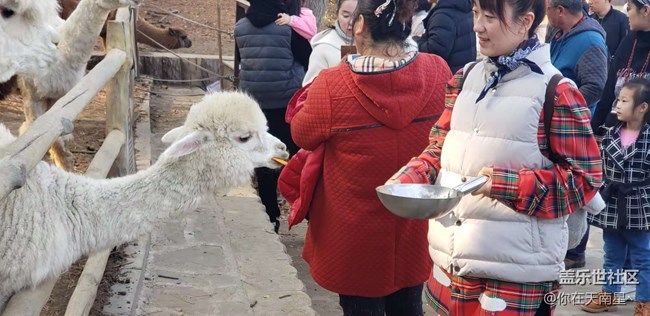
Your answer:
[302,0,357,85]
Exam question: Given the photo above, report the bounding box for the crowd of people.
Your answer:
[234,0,650,315]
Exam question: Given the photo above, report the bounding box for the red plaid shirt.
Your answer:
[395,68,603,218]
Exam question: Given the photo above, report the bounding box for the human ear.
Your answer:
[519,11,535,35]
[353,14,365,37]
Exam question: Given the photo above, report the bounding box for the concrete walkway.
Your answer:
[134,189,314,315]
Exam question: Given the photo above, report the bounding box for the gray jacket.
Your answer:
[235,18,305,109]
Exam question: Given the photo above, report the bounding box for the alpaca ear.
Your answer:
[164,131,213,158]
[161,126,190,144]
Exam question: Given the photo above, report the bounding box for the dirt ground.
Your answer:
[135,0,338,56]
[138,0,237,56]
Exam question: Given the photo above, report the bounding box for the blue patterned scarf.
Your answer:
[476,34,544,102]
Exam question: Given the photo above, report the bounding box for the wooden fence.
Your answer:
[0,6,138,316]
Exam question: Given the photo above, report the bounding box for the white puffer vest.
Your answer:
[429,45,569,283]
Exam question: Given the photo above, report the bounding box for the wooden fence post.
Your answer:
[105,8,136,177]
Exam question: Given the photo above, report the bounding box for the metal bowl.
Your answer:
[376,176,488,220]
[376,184,461,219]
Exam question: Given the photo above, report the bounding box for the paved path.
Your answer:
[134,190,314,315]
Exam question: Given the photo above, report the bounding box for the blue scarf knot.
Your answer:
[476,34,544,103]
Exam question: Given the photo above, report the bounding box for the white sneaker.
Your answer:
[621,284,636,302]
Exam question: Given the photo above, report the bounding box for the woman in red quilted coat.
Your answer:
[289,0,452,314]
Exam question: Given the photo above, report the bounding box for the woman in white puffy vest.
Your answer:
[387,0,603,314]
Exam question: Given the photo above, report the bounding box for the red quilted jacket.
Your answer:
[290,53,452,297]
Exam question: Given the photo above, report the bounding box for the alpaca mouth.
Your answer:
[182,37,192,48]
[272,157,287,166]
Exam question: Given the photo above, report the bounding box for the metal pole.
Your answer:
[131,6,140,76]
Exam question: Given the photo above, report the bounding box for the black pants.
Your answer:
[338,284,424,316]
[254,108,299,224]
[534,300,552,316]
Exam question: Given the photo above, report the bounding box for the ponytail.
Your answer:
[355,0,416,44]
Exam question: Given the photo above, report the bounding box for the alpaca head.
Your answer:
[159,91,289,190]
[167,27,191,48]
[0,0,63,82]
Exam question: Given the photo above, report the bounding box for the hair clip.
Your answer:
[374,0,392,17]
[388,5,396,26]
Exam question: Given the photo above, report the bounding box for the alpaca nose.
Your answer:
[276,142,289,159]
[183,37,192,48]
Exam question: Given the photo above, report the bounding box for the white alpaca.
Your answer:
[0,0,62,82]
[0,0,142,171]
[0,91,290,312]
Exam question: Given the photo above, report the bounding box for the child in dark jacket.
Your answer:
[584,78,650,314]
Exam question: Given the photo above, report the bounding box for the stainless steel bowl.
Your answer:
[376,176,488,220]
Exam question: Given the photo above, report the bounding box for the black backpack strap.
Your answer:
[544,74,564,163]
[460,62,478,91]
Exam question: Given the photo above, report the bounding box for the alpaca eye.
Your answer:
[238,135,251,143]
[1,8,14,18]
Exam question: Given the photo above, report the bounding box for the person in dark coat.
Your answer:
[592,0,650,137]
[412,0,476,73]
[589,0,629,61]
[234,0,305,233]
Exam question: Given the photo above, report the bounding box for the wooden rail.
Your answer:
[0,49,126,202]
[0,6,137,316]
[64,129,126,316]
[65,7,137,315]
